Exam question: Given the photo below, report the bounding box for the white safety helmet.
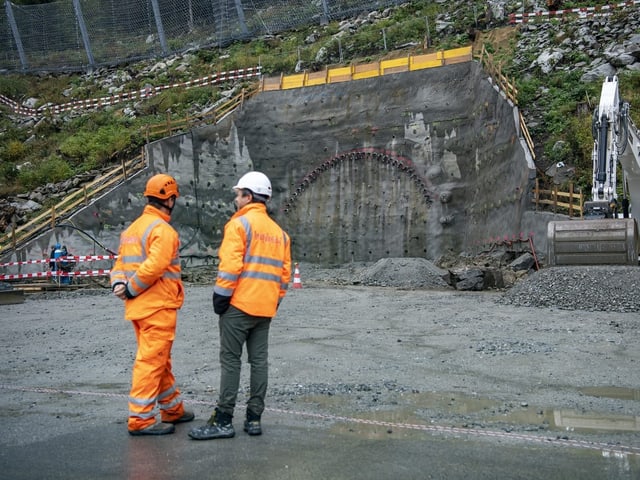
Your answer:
[233,171,272,198]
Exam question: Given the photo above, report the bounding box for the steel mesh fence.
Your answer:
[0,0,401,73]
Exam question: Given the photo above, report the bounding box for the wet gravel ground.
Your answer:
[2,259,640,461]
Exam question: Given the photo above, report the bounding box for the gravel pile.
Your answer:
[356,257,449,288]
[300,259,640,313]
[298,257,450,289]
[498,265,640,312]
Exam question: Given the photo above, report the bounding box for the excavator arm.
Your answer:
[584,76,623,218]
[547,76,640,265]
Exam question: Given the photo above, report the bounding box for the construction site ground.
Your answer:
[1,258,639,479]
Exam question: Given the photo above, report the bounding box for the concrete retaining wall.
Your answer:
[3,60,542,273]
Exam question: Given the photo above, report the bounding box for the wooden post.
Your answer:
[83,185,89,205]
[11,217,16,250]
[121,157,127,180]
[51,206,56,229]
[580,189,584,218]
[534,178,540,211]
[553,185,558,213]
[568,183,574,216]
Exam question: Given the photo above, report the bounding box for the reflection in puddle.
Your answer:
[300,389,640,436]
[579,386,640,401]
[553,409,640,433]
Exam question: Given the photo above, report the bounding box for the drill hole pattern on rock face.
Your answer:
[282,148,434,215]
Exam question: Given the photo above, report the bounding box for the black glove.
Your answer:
[112,282,134,299]
[213,293,231,315]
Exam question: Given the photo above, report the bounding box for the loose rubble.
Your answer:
[294,258,640,313]
[499,265,640,312]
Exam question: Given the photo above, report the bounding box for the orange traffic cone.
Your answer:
[293,263,302,289]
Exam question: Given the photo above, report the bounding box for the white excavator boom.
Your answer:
[547,76,640,265]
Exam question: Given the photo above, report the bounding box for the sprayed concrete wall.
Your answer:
[3,60,542,273]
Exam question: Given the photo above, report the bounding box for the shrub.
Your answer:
[17,156,73,190]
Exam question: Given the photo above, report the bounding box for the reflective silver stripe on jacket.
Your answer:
[127,219,177,296]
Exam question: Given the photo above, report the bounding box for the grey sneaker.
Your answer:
[129,422,176,436]
[188,408,235,440]
[244,410,262,436]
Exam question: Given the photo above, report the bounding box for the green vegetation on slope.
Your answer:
[1,0,639,199]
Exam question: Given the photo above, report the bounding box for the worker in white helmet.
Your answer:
[189,171,291,440]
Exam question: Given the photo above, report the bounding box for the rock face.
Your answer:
[5,3,640,273]
[54,61,531,269]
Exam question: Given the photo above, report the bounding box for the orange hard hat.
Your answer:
[143,174,179,200]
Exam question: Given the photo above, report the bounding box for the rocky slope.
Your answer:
[3,1,640,264]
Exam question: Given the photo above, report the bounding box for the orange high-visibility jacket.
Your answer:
[110,204,184,320]
[214,203,291,318]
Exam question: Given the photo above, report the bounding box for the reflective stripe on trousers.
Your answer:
[128,308,185,430]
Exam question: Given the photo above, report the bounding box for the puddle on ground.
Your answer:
[300,389,640,438]
[579,386,640,401]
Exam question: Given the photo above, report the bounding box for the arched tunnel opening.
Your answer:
[279,149,442,263]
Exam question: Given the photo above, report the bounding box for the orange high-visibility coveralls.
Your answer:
[214,202,291,317]
[110,204,186,430]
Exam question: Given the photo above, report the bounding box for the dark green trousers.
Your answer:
[218,305,271,417]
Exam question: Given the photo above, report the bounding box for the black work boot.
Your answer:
[244,410,262,436]
[188,408,235,440]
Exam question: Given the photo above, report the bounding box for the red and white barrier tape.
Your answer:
[0,269,110,280]
[0,66,261,117]
[509,1,640,23]
[0,254,116,268]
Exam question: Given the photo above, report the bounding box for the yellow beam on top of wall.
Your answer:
[261,77,282,92]
[305,70,328,86]
[282,73,306,90]
[268,45,474,90]
[409,52,442,70]
[380,57,410,75]
[443,46,473,58]
[352,62,380,80]
[327,65,353,83]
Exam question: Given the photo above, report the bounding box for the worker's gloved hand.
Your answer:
[213,293,231,315]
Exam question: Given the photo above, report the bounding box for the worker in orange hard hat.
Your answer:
[189,171,291,440]
[110,173,194,436]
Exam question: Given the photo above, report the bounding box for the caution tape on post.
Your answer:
[0,269,111,281]
[0,255,117,268]
[509,1,640,24]
[0,66,262,118]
